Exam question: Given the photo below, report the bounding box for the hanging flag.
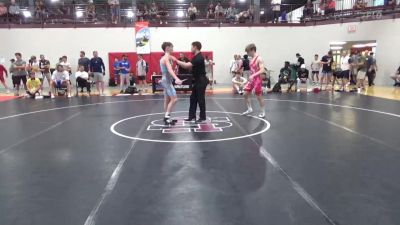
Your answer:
[135,21,151,54]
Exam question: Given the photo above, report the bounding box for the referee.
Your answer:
[174,41,208,123]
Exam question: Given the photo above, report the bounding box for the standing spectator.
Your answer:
[242,54,251,80]
[248,5,255,22]
[215,2,224,19]
[206,3,215,20]
[303,0,314,17]
[325,0,336,14]
[39,54,51,88]
[176,53,190,75]
[9,0,20,16]
[188,3,197,21]
[356,51,368,91]
[118,54,131,93]
[229,55,239,77]
[339,51,351,91]
[350,52,359,85]
[319,50,334,90]
[390,66,400,86]
[75,65,91,93]
[13,53,28,96]
[271,0,281,23]
[226,4,238,22]
[59,56,71,74]
[311,54,320,85]
[86,3,97,22]
[78,51,90,72]
[136,54,148,91]
[0,63,10,93]
[9,59,16,89]
[205,55,215,86]
[113,57,120,85]
[26,71,41,98]
[0,2,8,17]
[90,51,106,96]
[108,0,119,24]
[296,53,305,68]
[51,64,71,97]
[366,52,377,87]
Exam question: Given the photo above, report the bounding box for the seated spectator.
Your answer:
[296,64,309,91]
[279,61,291,84]
[86,3,96,22]
[390,66,400,86]
[9,0,21,16]
[248,5,254,22]
[26,71,41,98]
[149,2,158,20]
[271,0,281,23]
[226,4,238,22]
[34,0,47,19]
[137,4,149,21]
[108,0,119,24]
[56,1,71,16]
[386,0,397,8]
[215,2,224,19]
[157,2,168,24]
[206,3,215,19]
[232,73,247,95]
[354,0,367,10]
[76,65,91,93]
[303,0,314,17]
[325,0,335,14]
[188,3,197,21]
[237,10,250,23]
[51,65,71,97]
[0,2,8,17]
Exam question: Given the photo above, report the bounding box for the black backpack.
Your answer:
[272,83,282,93]
[125,86,138,94]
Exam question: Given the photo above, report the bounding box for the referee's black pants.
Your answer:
[189,76,208,120]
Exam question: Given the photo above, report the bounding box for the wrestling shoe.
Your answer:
[241,108,253,115]
[164,117,176,126]
[258,111,266,118]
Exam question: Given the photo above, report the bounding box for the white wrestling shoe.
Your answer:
[258,111,266,118]
[242,108,253,115]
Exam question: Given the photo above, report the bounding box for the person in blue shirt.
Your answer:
[118,54,131,93]
[90,51,106,96]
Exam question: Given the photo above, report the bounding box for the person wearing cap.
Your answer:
[297,64,309,92]
[0,62,10,93]
[26,71,41,98]
[296,53,305,69]
[118,54,131,93]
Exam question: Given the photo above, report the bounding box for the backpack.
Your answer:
[272,82,281,93]
[125,86,138,94]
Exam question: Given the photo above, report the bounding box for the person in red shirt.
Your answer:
[0,64,10,94]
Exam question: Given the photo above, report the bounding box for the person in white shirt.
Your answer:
[229,55,239,77]
[232,73,247,95]
[205,55,215,87]
[51,65,71,97]
[59,56,72,74]
[75,65,91,93]
[310,54,320,85]
[136,54,147,91]
[271,0,281,23]
[187,3,197,21]
[339,51,351,91]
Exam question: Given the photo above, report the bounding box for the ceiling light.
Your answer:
[352,44,366,48]
[177,11,184,18]
[76,11,83,18]
[239,0,246,2]
[365,43,377,47]
[330,46,343,50]
[260,10,265,15]
[329,41,347,45]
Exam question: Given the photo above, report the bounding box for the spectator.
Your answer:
[51,64,71,97]
[296,53,305,68]
[13,53,27,96]
[319,50,334,90]
[339,51,351,91]
[118,54,131,93]
[350,52,359,85]
[86,3,96,22]
[386,0,397,8]
[303,0,314,17]
[205,55,215,86]
[149,2,158,21]
[279,61,291,84]
[0,63,10,93]
[325,0,336,14]
[226,4,238,22]
[356,51,368,91]
[215,2,224,19]
[138,4,149,21]
[188,3,197,21]
[9,59,16,89]
[0,2,8,17]
[206,3,215,20]
[34,0,46,19]
[248,5,254,22]
[113,57,120,85]
[78,51,90,72]
[157,2,168,24]
[296,64,309,91]
[271,0,281,23]
[9,0,20,16]
[176,53,190,75]
[390,66,400,86]
[136,54,148,91]
[311,54,320,85]
[59,56,71,74]
[366,52,377,87]
[229,55,239,77]
[75,65,91,93]
[90,51,106,96]
[232,72,247,94]
[29,56,43,90]
[354,0,367,10]
[108,0,119,24]
[242,54,251,80]
[26,71,41,98]
[39,54,51,88]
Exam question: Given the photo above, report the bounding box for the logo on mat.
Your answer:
[147,117,233,134]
